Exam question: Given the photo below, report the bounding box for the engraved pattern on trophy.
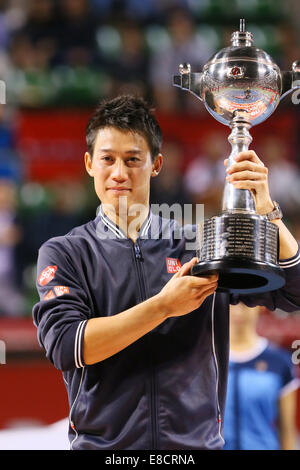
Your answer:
[173,19,300,294]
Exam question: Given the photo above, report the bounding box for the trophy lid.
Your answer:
[204,19,278,71]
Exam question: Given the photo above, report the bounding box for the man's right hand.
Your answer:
[83,258,218,365]
[158,258,219,318]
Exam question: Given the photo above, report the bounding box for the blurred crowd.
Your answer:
[0,0,299,317]
[0,0,298,108]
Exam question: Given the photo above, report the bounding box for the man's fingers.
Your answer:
[190,273,219,289]
[173,259,219,289]
[226,160,267,176]
[226,170,266,182]
[198,283,218,298]
[225,152,265,170]
[173,257,198,278]
[234,150,264,166]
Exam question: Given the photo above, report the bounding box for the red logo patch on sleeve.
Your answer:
[43,290,55,301]
[38,265,58,286]
[166,258,181,274]
[54,286,70,297]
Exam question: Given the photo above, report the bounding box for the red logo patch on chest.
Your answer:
[38,265,57,286]
[166,258,181,274]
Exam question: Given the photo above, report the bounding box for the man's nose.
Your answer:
[111,160,128,182]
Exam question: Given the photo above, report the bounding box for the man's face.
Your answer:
[85,126,162,215]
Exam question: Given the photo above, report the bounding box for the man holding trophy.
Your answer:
[33,21,300,450]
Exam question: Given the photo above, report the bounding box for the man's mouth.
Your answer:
[107,187,131,192]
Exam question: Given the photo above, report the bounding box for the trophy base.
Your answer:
[192,212,285,294]
[191,258,285,294]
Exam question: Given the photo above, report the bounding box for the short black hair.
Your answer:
[86,95,163,161]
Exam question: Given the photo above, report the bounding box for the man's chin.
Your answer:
[101,196,131,214]
[101,197,149,216]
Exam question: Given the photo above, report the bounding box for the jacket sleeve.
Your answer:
[230,247,300,311]
[32,238,91,371]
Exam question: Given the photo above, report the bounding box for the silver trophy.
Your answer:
[174,19,300,294]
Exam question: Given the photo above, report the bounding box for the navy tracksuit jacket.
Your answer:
[32,207,300,450]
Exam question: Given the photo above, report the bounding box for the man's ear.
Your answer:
[151,153,163,177]
[85,152,94,177]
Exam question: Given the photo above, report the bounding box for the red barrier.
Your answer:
[0,359,68,429]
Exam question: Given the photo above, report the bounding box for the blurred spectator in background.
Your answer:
[90,0,112,18]
[6,29,56,106]
[0,103,22,234]
[183,131,226,217]
[256,135,300,215]
[9,33,36,70]
[57,0,98,67]
[277,22,300,70]
[0,105,21,180]
[149,6,213,112]
[22,180,88,266]
[224,303,299,450]
[150,139,189,209]
[19,0,59,63]
[104,19,150,99]
[5,0,60,99]
[0,178,24,316]
[0,103,24,315]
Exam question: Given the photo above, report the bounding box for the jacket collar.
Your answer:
[97,204,153,240]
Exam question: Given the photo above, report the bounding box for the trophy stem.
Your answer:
[222,117,256,213]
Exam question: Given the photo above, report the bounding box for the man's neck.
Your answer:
[102,203,149,242]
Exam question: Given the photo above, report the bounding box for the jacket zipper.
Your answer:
[133,240,158,450]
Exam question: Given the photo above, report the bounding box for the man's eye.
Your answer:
[128,157,139,162]
[102,156,113,161]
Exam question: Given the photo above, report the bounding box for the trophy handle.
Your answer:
[173,63,204,101]
[280,61,300,100]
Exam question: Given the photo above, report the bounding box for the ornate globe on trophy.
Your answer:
[173,19,300,294]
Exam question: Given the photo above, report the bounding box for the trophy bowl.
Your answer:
[201,36,281,127]
[173,19,300,294]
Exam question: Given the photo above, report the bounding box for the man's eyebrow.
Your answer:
[124,149,143,155]
[96,148,115,154]
[97,148,143,155]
